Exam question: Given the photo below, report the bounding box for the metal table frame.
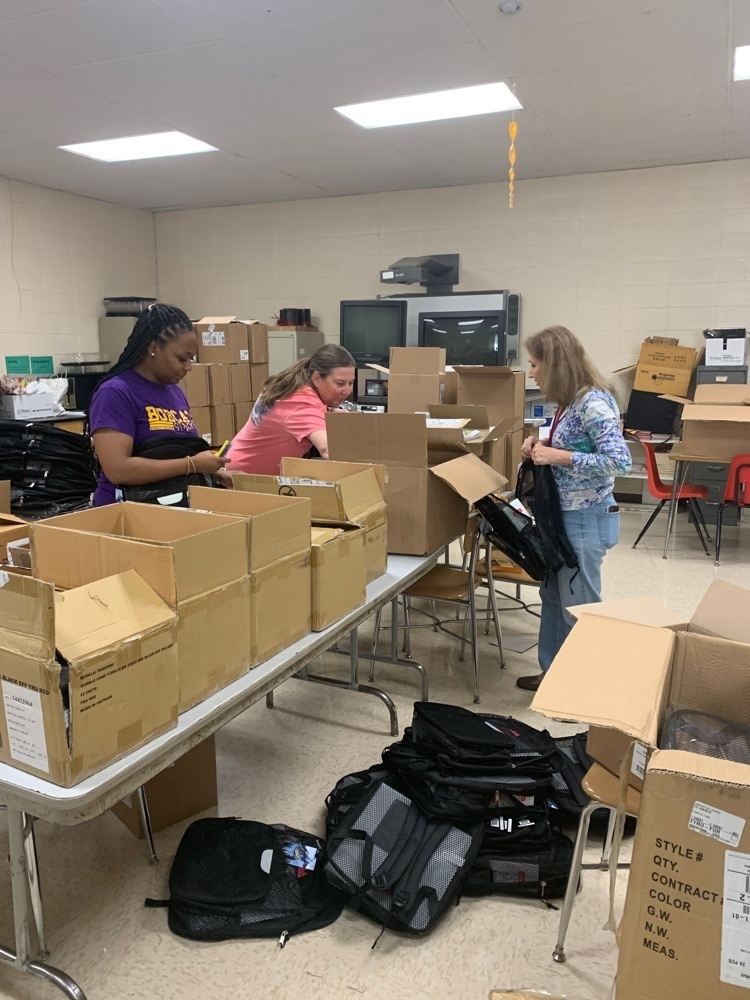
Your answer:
[0,552,437,1000]
[663,450,732,558]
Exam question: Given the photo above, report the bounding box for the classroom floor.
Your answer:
[0,505,748,1000]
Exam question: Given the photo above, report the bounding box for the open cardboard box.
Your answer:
[0,513,29,562]
[188,486,312,664]
[327,411,507,555]
[195,316,269,364]
[660,383,750,459]
[30,504,250,713]
[310,523,366,631]
[0,569,178,786]
[232,457,387,582]
[453,367,525,481]
[531,580,750,999]
[371,347,453,414]
[428,404,522,477]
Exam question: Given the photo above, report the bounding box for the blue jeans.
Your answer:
[538,496,620,673]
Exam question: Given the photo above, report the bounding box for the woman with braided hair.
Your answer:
[227,344,355,474]
[88,303,228,506]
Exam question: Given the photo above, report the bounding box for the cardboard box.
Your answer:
[210,404,234,446]
[310,524,367,631]
[0,394,55,420]
[327,412,506,555]
[6,537,31,570]
[111,736,217,838]
[31,504,250,712]
[182,365,210,409]
[195,317,269,364]
[617,749,750,1000]
[0,513,29,561]
[233,401,253,432]
[206,364,231,406]
[659,385,750,459]
[234,456,388,582]
[250,363,269,400]
[0,480,10,513]
[191,405,212,444]
[229,363,252,403]
[454,367,525,428]
[373,347,451,415]
[0,569,178,786]
[532,581,750,789]
[189,486,312,665]
[633,342,698,396]
[703,328,747,367]
[428,404,522,480]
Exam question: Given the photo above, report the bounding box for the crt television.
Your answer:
[340,299,407,364]
[418,310,507,366]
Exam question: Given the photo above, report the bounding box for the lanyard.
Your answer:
[548,405,566,444]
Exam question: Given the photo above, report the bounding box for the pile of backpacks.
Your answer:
[151,703,600,946]
[0,418,96,517]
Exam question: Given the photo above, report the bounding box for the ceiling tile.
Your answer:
[55,42,271,102]
[0,105,169,145]
[157,0,395,37]
[226,0,473,79]
[0,0,211,71]
[0,73,110,119]
[0,53,39,80]
[0,0,91,21]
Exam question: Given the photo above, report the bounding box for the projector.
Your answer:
[379,254,459,289]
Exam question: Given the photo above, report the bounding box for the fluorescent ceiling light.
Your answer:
[734,45,750,81]
[59,131,217,162]
[335,82,521,129]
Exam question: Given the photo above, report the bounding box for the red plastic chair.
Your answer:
[632,443,711,555]
[715,453,750,565]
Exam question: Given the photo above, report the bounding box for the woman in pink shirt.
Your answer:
[227,344,356,474]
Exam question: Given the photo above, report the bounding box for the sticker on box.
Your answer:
[240,350,249,361]
[721,850,750,988]
[689,801,746,847]
[1,680,49,772]
[631,741,648,781]
[202,329,226,347]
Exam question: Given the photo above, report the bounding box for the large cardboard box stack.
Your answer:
[373,347,453,414]
[31,504,250,713]
[0,569,178,786]
[189,486,312,664]
[310,524,367,631]
[327,413,507,555]
[195,317,269,365]
[453,367,525,484]
[232,457,388,583]
[531,580,750,1000]
[182,365,210,408]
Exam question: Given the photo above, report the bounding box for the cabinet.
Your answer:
[97,316,136,363]
[267,329,325,375]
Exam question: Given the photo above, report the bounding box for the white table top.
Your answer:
[0,552,438,823]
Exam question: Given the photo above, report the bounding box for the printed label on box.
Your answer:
[721,850,750,988]
[631,741,648,780]
[689,801,746,847]
[0,571,9,588]
[202,329,226,347]
[240,350,249,361]
[1,680,49,772]
[278,476,335,487]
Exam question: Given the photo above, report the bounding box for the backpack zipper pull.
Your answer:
[540,882,559,911]
[278,930,289,948]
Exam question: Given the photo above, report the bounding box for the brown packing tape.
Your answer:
[117,720,143,751]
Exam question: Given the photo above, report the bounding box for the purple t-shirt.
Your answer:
[89,370,198,506]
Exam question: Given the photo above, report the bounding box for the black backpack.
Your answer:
[474,461,578,582]
[145,818,344,944]
[324,777,483,937]
[120,433,215,507]
[463,825,574,902]
[548,732,612,828]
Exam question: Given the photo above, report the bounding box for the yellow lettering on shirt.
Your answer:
[144,406,196,433]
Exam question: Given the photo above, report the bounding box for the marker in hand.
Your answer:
[216,440,231,459]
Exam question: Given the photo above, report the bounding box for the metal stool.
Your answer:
[553,762,641,964]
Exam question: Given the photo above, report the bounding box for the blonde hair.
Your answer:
[259,344,355,406]
[525,325,610,407]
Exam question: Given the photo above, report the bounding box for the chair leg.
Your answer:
[458,605,470,661]
[694,500,711,543]
[687,499,710,556]
[402,595,412,658]
[487,571,506,669]
[484,587,491,635]
[553,800,607,964]
[631,500,665,549]
[371,607,383,656]
[469,587,481,704]
[715,502,727,566]
[600,809,617,866]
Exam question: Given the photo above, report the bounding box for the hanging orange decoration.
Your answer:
[508,120,518,208]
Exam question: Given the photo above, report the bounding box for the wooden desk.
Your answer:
[663,450,732,559]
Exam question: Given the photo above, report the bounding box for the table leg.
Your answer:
[1,808,87,999]
[663,460,683,559]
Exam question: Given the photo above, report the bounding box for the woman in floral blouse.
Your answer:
[516,325,632,692]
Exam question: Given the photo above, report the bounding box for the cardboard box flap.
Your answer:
[389,347,445,374]
[693,384,750,405]
[452,366,516,379]
[0,480,9,514]
[326,413,427,468]
[682,403,750,423]
[531,615,675,744]
[430,453,507,504]
[369,363,390,375]
[0,571,55,660]
[311,526,343,545]
[569,596,686,629]
[647,747,750,786]
[658,393,691,406]
[688,579,750,643]
[54,570,175,664]
[197,316,237,324]
[429,403,492,428]
[426,418,471,450]
[280,457,386,504]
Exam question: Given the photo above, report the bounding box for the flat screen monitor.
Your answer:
[340,300,407,364]
[418,310,506,366]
